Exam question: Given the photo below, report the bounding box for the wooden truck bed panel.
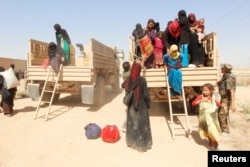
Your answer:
[91,38,117,69]
[141,67,219,87]
[27,66,93,82]
[28,39,75,66]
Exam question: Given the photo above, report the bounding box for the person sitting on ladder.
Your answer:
[163,44,183,98]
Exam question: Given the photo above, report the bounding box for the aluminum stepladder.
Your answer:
[34,64,63,120]
[165,72,190,139]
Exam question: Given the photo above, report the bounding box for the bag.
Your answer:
[101,125,120,143]
[0,68,19,89]
[84,123,102,139]
[123,91,133,105]
[138,35,154,58]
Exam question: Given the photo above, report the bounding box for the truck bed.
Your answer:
[27,66,93,82]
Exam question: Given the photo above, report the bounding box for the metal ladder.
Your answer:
[34,64,62,120]
[165,74,190,139]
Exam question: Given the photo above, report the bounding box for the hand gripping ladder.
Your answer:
[34,64,62,120]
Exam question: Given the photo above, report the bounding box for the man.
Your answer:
[216,63,236,134]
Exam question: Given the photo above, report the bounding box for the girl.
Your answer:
[153,31,164,68]
[192,83,222,149]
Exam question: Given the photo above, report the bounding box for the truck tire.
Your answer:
[111,74,120,93]
[94,76,106,106]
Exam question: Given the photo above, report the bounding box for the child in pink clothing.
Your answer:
[153,31,164,68]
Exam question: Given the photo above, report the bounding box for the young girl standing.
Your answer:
[192,83,222,149]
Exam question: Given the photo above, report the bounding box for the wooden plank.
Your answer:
[27,76,92,82]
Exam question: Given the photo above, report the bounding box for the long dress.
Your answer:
[126,77,152,151]
[1,86,17,115]
[163,54,183,96]
[55,28,71,65]
[192,95,221,145]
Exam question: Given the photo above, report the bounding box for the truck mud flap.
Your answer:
[27,83,40,101]
[81,85,94,104]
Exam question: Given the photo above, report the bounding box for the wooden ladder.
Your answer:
[165,73,190,140]
[34,64,62,120]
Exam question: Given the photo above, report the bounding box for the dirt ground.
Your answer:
[0,84,250,167]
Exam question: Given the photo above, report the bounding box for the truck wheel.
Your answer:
[41,92,60,104]
[111,74,120,93]
[94,76,106,106]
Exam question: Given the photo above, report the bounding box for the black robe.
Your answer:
[126,77,152,151]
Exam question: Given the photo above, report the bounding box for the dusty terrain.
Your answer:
[0,83,249,167]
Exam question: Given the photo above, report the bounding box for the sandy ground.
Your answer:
[0,83,250,167]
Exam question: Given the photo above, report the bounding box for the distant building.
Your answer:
[0,57,26,79]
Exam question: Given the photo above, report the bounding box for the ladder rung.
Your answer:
[170,99,183,102]
[41,101,51,104]
[172,113,188,116]
[44,90,54,93]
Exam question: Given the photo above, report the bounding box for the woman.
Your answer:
[192,83,222,149]
[177,10,190,67]
[48,42,65,73]
[0,67,17,117]
[188,13,205,67]
[54,24,71,65]
[163,20,181,55]
[123,62,152,152]
[163,44,183,97]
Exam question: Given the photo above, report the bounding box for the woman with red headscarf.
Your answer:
[163,20,181,55]
[122,62,152,152]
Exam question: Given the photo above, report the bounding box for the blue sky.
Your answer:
[1,0,250,67]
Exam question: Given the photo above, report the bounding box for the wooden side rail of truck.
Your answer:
[27,38,120,106]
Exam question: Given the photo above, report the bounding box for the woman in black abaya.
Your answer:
[123,62,152,152]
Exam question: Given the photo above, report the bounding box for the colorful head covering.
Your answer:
[168,21,181,38]
[169,44,180,59]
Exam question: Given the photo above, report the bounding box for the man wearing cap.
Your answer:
[216,63,236,134]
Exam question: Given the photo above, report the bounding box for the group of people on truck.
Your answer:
[46,24,72,73]
[132,10,207,69]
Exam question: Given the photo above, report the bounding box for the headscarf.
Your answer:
[178,10,187,18]
[48,42,57,59]
[135,23,144,39]
[54,24,61,32]
[169,44,180,60]
[168,21,181,38]
[188,13,198,27]
[124,62,142,109]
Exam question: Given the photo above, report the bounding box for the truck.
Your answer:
[128,31,219,112]
[26,38,120,106]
